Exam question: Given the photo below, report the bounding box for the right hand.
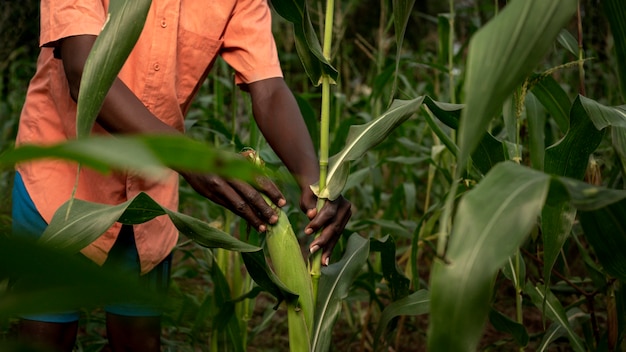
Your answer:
[181,171,286,232]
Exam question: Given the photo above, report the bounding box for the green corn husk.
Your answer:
[244,150,314,352]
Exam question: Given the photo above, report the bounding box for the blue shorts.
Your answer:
[11,172,171,323]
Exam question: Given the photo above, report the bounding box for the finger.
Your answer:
[308,202,351,253]
[299,187,318,215]
[255,176,286,207]
[229,179,279,225]
[206,179,267,232]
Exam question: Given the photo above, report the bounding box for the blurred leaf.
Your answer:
[530,75,570,133]
[373,290,429,350]
[437,14,451,66]
[536,308,590,352]
[0,135,262,182]
[429,162,551,352]
[603,0,626,101]
[458,0,577,169]
[526,92,546,170]
[315,97,423,200]
[271,0,338,85]
[541,191,576,286]
[503,95,517,144]
[210,260,245,352]
[76,0,151,137]
[295,94,319,151]
[311,234,369,352]
[488,308,529,347]
[525,283,586,352]
[370,235,410,300]
[0,237,159,319]
[557,29,579,57]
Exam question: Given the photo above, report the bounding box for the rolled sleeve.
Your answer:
[41,0,107,47]
[220,0,283,85]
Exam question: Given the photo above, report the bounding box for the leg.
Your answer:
[18,319,78,352]
[105,313,161,352]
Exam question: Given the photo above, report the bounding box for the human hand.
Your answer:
[181,171,286,232]
[300,187,352,266]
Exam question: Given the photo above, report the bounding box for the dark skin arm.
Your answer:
[247,78,352,264]
[60,34,351,265]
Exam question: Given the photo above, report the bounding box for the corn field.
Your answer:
[3,0,626,351]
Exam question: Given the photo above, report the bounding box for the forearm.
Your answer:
[248,78,320,191]
[60,35,177,135]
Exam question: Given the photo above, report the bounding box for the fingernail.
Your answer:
[305,227,313,235]
[258,224,266,232]
[269,215,278,224]
[307,209,317,218]
[310,244,320,254]
[324,257,329,266]
[278,198,286,207]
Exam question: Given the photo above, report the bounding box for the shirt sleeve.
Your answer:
[40,0,107,47]
[220,0,283,85]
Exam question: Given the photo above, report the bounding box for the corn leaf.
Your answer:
[76,0,151,138]
[530,75,571,133]
[209,259,245,352]
[526,92,546,170]
[373,289,429,350]
[428,162,551,352]
[0,236,159,319]
[603,0,626,101]
[311,233,369,352]
[0,135,262,183]
[557,29,579,57]
[40,192,260,253]
[458,0,577,169]
[542,96,606,287]
[370,235,410,300]
[317,97,424,200]
[579,199,626,282]
[389,0,416,100]
[488,308,529,347]
[271,0,338,85]
[525,283,586,352]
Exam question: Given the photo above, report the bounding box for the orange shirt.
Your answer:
[16,0,283,273]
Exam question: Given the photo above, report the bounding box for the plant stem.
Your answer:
[514,250,524,352]
[310,0,335,302]
[448,0,456,105]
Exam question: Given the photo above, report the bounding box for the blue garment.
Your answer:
[11,172,171,322]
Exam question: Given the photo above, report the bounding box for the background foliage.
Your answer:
[2,0,626,351]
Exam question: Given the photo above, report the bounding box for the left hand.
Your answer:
[299,187,352,266]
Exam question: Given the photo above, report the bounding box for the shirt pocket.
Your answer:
[175,28,223,108]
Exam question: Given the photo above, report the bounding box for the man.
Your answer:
[13,0,352,350]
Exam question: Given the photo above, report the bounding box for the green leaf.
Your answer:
[579,95,626,130]
[373,290,429,350]
[526,92,546,170]
[209,260,245,352]
[76,0,152,137]
[530,74,571,133]
[488,308,529,347]
[370,235,410,300]
[311,233,369,352]
[545,96,604,180]
[40,192,260,254]
[0,237,160,319]
[525,283,586,352]
[241,251,299,307]
[458,0,577,169]
[271,0,338,85]
[390,0,416,100]
[557,29,579,57]
[428,162,551,352]
[0,135,262,183]
[316,97,424,200]
[603,0,626,101]
[579,199,626,281]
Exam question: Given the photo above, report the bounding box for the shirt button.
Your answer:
[161,20,167,28]
[153,63,160,71]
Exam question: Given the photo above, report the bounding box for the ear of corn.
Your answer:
[244,149,314,352]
